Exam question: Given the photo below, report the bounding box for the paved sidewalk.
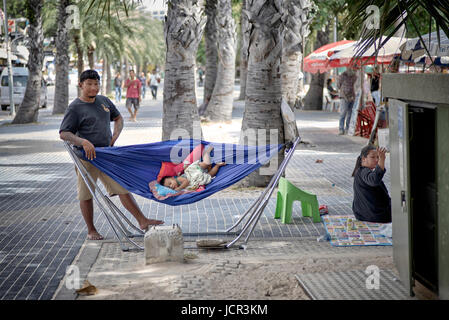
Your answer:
[0,84,395,300]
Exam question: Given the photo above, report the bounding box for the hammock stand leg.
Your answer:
[104,197,145,238]
[225,136,301,249]
[64,142,144,251]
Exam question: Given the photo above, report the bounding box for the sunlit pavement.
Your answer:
[0,83,387,300]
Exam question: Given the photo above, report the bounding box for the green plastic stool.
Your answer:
[274,177,321,223]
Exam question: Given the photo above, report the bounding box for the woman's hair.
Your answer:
[160,176,168,186]
[326,78,332,85]
[352,144,376,177]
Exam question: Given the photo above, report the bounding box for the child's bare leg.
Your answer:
[198,162,212,170]
[208,162,225,177]
[202,145,214,165]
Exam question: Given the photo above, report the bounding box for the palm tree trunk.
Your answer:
[12,0,44,124]
[52,0,71,115]
[124,58,129,76]
[162,0,206,141]
[205,0,236,122]
[280,0,312,109]
[74,30,84,97]
[142,62,148,76]
[106,58,112,95]
[88,44,95,69]
[239,0,284,187]
[238,0,249,101]
[101,56,107,95]
[199,0,218,115]
[303,28,329,110]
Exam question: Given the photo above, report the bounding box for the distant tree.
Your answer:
[238,0,249,101]
[303,0,349,110]
[12,0,44,124]
[162,0,206,141]
[200,0,218,116]
[52,0,71,115]
[239,0,284,187]
[303,26,329,110]
[280,0,313,109]
[206,0,237,122]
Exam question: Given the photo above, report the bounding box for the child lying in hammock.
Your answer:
[160,146,226,191]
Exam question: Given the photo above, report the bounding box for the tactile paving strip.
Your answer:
[295,269,414,300]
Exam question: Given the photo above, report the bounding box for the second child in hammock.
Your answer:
[160,146,226,191]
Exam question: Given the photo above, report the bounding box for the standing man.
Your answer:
[337,67,358,135]
[370,70,381,106]
[59,69,163,240]
[124,69,141,122]
[114,72,123,103]
[139,71,147,100]
[148,69,160,100]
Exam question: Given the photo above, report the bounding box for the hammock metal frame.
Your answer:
[63,136,300,251]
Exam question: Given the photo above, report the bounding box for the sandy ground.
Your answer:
[72,112,402,301]
[74,235,401,300]
[63,101,435,301]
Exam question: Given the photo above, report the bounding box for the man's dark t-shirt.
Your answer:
[370,75,380,92]
[352,165,391,223]
[59,95,120,149]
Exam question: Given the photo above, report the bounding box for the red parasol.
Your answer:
[303,40,356,73]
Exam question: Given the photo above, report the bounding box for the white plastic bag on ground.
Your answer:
[378,223,392,238]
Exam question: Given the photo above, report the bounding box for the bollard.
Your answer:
[144,224,184,265]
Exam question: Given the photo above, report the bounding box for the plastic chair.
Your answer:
[274,177,321,224]
[356,101,377,138]
[322,89,340,112]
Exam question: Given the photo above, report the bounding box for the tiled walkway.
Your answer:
[0,91,381,299]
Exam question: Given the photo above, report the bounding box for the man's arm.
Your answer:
[138,81,142,101]
[60,131,96,160]
[110,115,124,146]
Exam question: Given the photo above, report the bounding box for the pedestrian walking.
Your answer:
[124,69,141,122]
[337,68,358,135]
[148,69,160,100]
[370,71,381,106]
[139,72,147,99]
[114,72,123,103]
[198,67,204,86]
[59,69,163,240]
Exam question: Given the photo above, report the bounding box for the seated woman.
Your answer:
[160,146,226,191]
[352,145,391,223]
[326,78,339,99]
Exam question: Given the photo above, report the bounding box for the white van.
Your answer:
[0,67,47,111]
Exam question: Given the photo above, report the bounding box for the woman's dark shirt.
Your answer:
[353,165,391,223]
[327,83,338,99]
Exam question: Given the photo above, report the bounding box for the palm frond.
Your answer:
[345,0,449,60]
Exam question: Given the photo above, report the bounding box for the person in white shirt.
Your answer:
[148,70,161,100]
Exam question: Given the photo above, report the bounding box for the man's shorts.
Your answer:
[126,97,140,110]
[76,159,129,201]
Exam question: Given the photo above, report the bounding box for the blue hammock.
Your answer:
[82,139,283,206]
